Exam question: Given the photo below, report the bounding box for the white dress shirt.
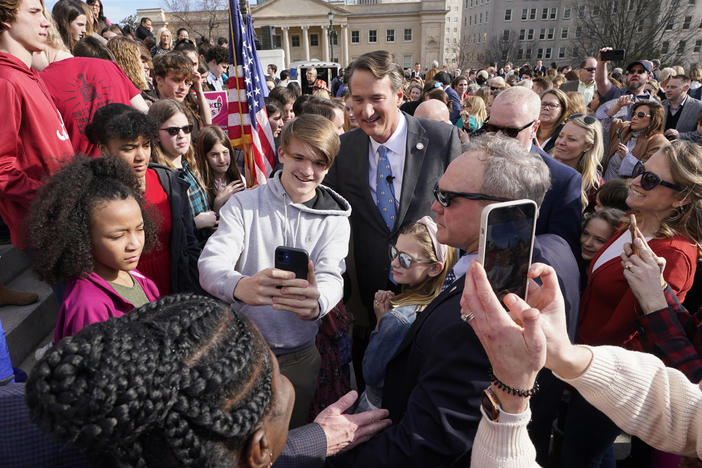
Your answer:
[368,111,408,206]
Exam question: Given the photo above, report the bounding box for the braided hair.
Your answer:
[26,294,273,467]
[27,155,158,286]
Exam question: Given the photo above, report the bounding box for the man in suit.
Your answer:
[411,62,424,80]
[559,57,597,105]
[323,50,461,387]
[534,59,546,76]
[487,87,583,257]
[327,135,580,467]
[662,74,702,140]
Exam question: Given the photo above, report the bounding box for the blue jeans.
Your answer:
[560,391,620,468]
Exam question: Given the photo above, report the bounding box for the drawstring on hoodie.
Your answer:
[282,193,303,248]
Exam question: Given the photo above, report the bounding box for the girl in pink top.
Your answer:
[28,155,160,342]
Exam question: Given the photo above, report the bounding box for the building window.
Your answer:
[310,33,318,46]
[572,46,579,57]
[530,8,536,19]
[537,48,543,59]
[679,40,687,53]
[526,48,532,59]
[368,29,377,43]
[292,34,300,47]
[505,9,512,21]
[666,18,674,30]
[386,29,395,42]
[563,7,571,19]
[690,0,696,4]
[662,41,669,53]
[695,39,702,52]
[527,28,534,40]
[480,12,483,23]
[351,30,359,43]
[273,35,281,48]
[576,26,582,38]
[404,28,412,41]
[561,27,568,39]
[522,8,527,20]
[550,7,557,19]
[469,16,472,25]
[542,8,548,19]
[684,16,692,29]
[517,48,524,60]
[539,28,545,40]
[519,29,526,40]
[592,5,600,16]
[503,29,510,40]
[486,11,489,22]
[547,28,554,39]
[578,5,585,18]
[545,47,552,58]
[403,55,412,68]
[454,27,457,33]
[559,47,566,58]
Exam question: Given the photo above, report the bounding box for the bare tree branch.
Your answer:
[162,0,228,40]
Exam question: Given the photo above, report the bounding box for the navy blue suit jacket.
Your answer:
[531,145,583,258]
[326,236,580,467]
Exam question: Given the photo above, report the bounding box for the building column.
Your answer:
[341,24,349,66]
[302,25,310,61]
[281,26,290,68]
[322,25,330,61]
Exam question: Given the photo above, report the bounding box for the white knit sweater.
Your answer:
[470,345,702,467]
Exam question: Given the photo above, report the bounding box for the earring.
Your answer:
[267,449,273,468]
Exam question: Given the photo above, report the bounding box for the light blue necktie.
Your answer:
[376,145,397,230]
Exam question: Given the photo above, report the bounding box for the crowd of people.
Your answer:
[1,0,702,466]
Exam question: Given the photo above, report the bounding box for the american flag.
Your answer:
[227,0,276,187]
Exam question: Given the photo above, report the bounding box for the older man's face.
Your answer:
[488,98,539,149]
[306,68,317,83]
[431,152,487,253]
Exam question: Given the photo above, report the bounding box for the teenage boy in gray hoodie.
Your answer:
[198,114,351,428]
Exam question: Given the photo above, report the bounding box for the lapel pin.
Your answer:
[416,142,424,150]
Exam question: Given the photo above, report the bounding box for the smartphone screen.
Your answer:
[480,201,537,304]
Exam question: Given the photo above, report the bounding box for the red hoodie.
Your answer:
[0,52,74,249]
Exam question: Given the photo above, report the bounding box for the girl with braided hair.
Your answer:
[28,155,160,342]
[25,294,295,467]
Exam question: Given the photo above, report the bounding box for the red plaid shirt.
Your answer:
[628,286,702,383]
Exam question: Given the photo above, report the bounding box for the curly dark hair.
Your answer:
[28,156,158,285]
[26,294,274,467]
[86,104,159,147]
[204,45,228,65]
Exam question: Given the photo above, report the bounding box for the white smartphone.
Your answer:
[477,199,538,305]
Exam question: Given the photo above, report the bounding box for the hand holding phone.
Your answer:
[600,49,625,62]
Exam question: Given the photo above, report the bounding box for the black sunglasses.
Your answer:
[567,113,597,125]
[477,118,536,138]
[433,182,512,207]
[631,161,683,191]
[160,125,194,136]
[389,245,434,269]
[583,67,597,72]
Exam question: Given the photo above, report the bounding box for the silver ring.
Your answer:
[625,264,632,271]
[461,312,476,323]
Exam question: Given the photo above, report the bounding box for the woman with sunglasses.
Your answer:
[148,99,218,242]
[86,103,202,296]
[562,140,702,468]
[358,217,457,412]
[602,98,667,181]
[552,114,604,211]
[535,88,570,153]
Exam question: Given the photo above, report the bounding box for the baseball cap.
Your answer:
[626,60,653,74]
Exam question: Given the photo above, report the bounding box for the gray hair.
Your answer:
[348,50,404,93]
[465,135,551,207]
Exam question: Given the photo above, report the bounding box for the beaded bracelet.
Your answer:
[488,368,540,398]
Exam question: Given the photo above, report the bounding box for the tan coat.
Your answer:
[603,119,668,174]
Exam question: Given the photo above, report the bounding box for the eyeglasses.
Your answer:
[628,69,647,75]
[389,245,434,269]
[583,67,597,72]
[567,113,597,125]
[160,125,193,136]
[631,161,683,191]
[541,102,561,110]
[632,111,651,118]
[478,118,536,138]
[490,86,503,91]
[433,182,513,207]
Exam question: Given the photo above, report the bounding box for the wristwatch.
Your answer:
[481,386,502,422]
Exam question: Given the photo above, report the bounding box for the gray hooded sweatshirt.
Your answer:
[198,173,351,354]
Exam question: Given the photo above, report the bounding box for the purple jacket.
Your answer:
[55,271,160,343]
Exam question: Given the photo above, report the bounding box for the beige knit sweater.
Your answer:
[470,345,702,467]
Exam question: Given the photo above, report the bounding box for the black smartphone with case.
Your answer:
[275,246,309,280]
[601,49,625,61]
